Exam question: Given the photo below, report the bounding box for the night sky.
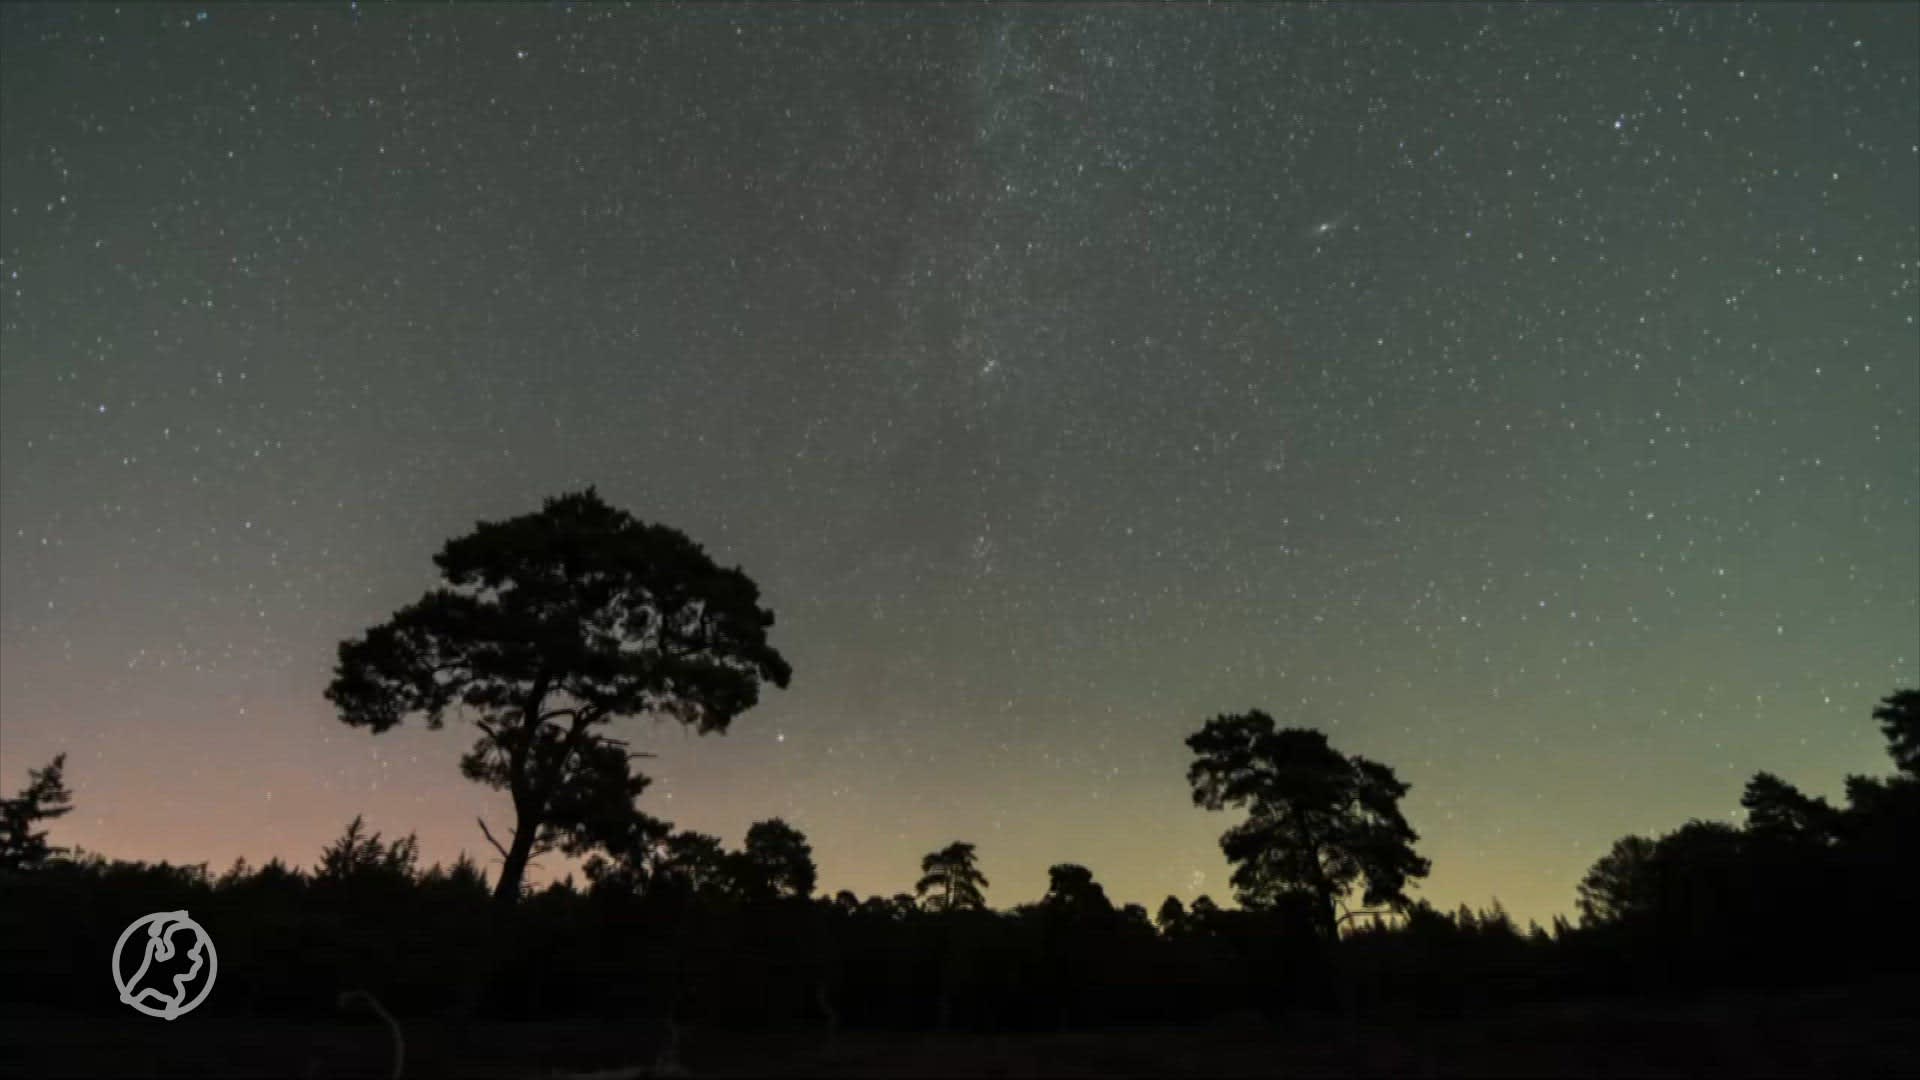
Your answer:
[3,3,1915,929]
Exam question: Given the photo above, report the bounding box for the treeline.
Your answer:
[1564,688,1920,993]
[1,688,1913,1029]
[0,827,1612,1027]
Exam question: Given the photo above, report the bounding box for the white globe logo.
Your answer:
[111,910,218,1020]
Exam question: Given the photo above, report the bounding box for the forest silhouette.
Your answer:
[2,492,1915,1075]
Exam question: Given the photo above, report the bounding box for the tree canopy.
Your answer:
[1041,863,1114,917]
[732,817,817,901]
[1186,711,1429,940]
[1872,688,1919,777]
[1739,772,1837,844]
[0,753,73,872]
[1575,833,1658,927]
[570,816,817,907]
[1155,895,1188,937]
[316,814,421,887]
[325,488,792,905]
[915,841,989,913]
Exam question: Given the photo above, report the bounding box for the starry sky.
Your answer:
[2,3,1915,929]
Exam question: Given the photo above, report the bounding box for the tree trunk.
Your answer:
[492,810,540,907]
[1317,892,1359,1064]
[492,681,550,909]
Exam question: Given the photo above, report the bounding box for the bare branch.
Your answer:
[477,817,510,860]
[338,989,405,1080]
[1336,907,1402,929]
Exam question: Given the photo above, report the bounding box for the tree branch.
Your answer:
[1336,907,1401,929]
[477,817,510,860]
[596,732,656,763]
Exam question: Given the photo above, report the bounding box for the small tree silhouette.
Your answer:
[1155,895,1188,937]
[915,842,988,913]
[654,831,733,899]
[1576,834,1657,926]
[316,816,421,887]
[1186,711,1429,941]
[418,853,491,897]
[0,753,73,871]
[731,818,816,901]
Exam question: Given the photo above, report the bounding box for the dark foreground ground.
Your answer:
[5,982,1915,1077]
